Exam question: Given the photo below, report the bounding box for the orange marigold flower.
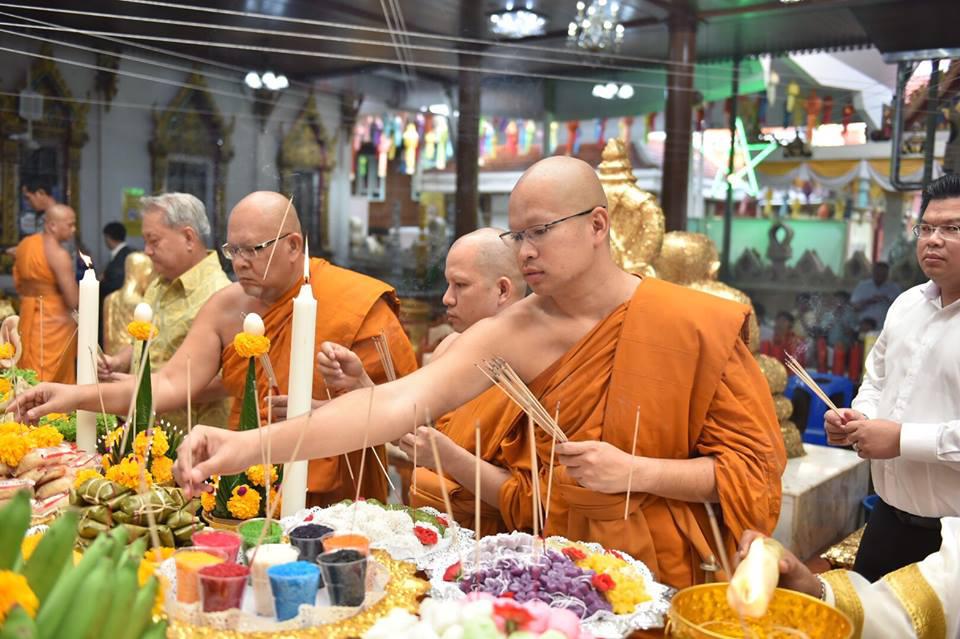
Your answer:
[127,320,158,341]
[233,333,270,358]
[0,571,38,623]
[227,484,261,519]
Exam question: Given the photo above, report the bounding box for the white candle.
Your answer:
[76,252,98,453]
[281,240,316,517]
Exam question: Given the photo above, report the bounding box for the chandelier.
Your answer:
[567,0,625,52]
[489,3,547,39]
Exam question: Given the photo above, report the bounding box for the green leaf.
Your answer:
[238,358,258,432]
[135,344,152,434]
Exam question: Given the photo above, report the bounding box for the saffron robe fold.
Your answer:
[528,277,785,589]
[221,258,418,506]
[410,386,534,537]
[13,234,76,383]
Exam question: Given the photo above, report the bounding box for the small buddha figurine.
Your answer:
[103,252,155,355]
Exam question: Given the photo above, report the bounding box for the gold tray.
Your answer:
[667,583,853,639]
[165,549,429,639]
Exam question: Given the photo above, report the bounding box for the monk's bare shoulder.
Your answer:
[430,332,461,361]
[196,282,248,341]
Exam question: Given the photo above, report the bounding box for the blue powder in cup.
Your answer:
[267,561,320,621]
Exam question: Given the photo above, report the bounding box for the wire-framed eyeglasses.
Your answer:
[499,207,599,248]
[912,223,960,240]
[221,232,292,261]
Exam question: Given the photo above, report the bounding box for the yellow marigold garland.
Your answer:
[0,423,25,437]
[150,456,174,485]
[104,456,152,491]
[127,320,158,341]
[25,425,63,449]
[227,484,261,519]
[233,333,271,358]
[0,571,38,623]
[0,432,29,468]
[73,468,103,489]
[245,464,278,488]
[133,429,169,459]
[0,343,15,359]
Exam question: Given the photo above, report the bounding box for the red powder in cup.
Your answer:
[193,530,242,563]
[200,563,249,578]
[198,563,250,612]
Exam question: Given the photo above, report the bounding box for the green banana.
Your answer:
[117,575,157,639]
[49,560,109,639]
[97,556,137,639]
[124,536,148,569]
[82,562,116,639]
[0,491,31,570]
[35,534,111,639]
[0,605,36,639]
[108,526,129,560]
[20,511,78,604]
[139,621,167,639]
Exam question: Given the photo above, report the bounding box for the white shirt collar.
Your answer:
[109,242,127,260]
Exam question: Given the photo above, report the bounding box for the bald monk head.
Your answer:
[442,228,526,332]
[506,156,614,297]
[224,191,304,301]
[43,204,77,244]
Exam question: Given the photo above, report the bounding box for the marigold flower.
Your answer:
[0,378,11,396]
[0,432,29,468]
[245,464,277,488]
[233,332,271,358]
[0,343,15,359]
[133,429,169,459]
[105,456,152,490]
[0,571,38,623]
[200,490,216,512]
[150,456,174,485]
[73,468,103,489]
[227,484,261,519]
[127,320,158,341]
[25,425,63,449]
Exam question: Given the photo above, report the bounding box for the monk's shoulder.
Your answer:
[635,278,750,342]
[314,261,397,314]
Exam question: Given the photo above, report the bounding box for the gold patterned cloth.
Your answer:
[817,516,960,638]
[135,251,231,429]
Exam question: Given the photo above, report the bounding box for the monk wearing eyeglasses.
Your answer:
[13,191,416,507]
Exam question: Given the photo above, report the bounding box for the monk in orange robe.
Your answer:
[222,254,417,506]
[13,204,79,383]
[319,228,531,535]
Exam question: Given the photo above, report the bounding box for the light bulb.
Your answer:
[244,71,262,90]
[617,84,634,99]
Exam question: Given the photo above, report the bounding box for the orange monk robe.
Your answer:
[409,386,535,537]
[12,234,76,383]
[523,277,784,590]
[222,258,418,506]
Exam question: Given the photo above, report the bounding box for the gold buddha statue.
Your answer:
[103,252,155,355]
[596,138,664,276]
[597,139,803,457]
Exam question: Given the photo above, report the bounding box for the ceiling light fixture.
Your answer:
[592,82,633,100]
[244,71,288,91]
[489,4,547,39]
[568,0,624,52]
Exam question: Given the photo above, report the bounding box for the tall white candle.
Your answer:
[76,252,98,453]
[281,240,316,517]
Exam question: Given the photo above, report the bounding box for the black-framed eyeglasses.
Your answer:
[221,232,292,261]
[912,223,960,240]
[499,207,600,248]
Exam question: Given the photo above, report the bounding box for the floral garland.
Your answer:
[0,422,65,468]
[561,544,651,614]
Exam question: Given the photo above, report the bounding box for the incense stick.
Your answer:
[88,347,109,431]
[477,358,567,442]
[784,352,840,414]
[139,408,163,562]
[474,421,481,569]
[544,403,559,528]
[372,331,397,381]
[527,415,543,540]
[352,388,375,533]
[704,502,732,580]
[623,406,641,520]
[259,354,280,393]
[428,429,455,529]
[411,404,418,496]
[265,388,273,520]
[261,194,294,281]
[186,356,192,473]
[38,296,43,381]
[322,382,357,488]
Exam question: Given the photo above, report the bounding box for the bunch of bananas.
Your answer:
[0,490,167,639]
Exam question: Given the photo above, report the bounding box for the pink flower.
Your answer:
[443,561,462,582]
[591,573,615,592]
[413,524,439,545]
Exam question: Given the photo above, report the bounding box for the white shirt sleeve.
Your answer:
[900,420,960,465]
[851,326,887,419]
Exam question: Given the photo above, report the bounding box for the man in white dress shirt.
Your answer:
[825,173,960,581]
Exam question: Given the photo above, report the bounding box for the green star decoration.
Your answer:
[710,117,780,198]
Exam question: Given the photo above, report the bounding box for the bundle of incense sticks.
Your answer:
[784,352,840,413]
[372,331,397,381]
[476,358,567,442]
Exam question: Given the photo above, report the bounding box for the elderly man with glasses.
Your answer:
[825,172,960,582]
[20,191,416,507]
[167,157,785,591]
[97,192,233,431]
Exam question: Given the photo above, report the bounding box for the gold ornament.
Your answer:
[780,420,805,459]
[772,395,793,421]
[597,138,664,277]
[667,583,853,638]
[652,232,720,286]
[165,550,429,639]
[756,355,788,394]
